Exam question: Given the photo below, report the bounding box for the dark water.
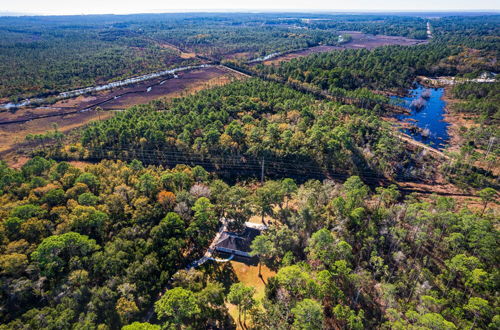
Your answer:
[393,84,450,150]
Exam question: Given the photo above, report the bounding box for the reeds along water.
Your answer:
[421,89,431,99]
[393,84,450,150]
[410,97,427,109]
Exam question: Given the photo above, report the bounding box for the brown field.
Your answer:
[158,42,197,59]
[0,111,113,153]
[340,31,426,49]
[0,66,246,167]
[225,51,256,60]
[260,45,344,65]
[99,66,242,110]
[0,110,114,167]
[226,261,275,329]
[259,32,426,66]
[0,66,243,123]
[398,179,499,214]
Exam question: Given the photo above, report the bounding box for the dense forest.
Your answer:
[0,12,499,330]
[240,16,498,193]
[245,15,499,99]
[0,159,497,328]
[0,13,439,100]
[0,16,199,100]
[302,15,429,39]
[71,78,430,181]
[0,13,340,100]
[252,43,498,96]
[2,13,498,100]
[239,178,498,330]
[431,15,500,50]
[148,25,340,60]
[0,158,225,328]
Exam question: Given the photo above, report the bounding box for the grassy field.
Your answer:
[226,261,276,329]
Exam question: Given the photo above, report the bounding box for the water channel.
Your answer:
[393,84,450,150]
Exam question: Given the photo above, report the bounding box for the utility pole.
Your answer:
[485,137,495,159]
[95,106,102,121]
[261,156,266,225]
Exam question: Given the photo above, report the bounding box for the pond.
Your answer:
[393,84,450,150]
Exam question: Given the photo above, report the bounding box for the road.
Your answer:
[144,218,228,322]
[0,65,245,126]
[0,64,214,111]
[427,22,433,39]
[188,218,228,269]
[422,76,497,86]
[396,133,449,159]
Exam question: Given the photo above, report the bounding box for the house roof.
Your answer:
[215,227,261,253]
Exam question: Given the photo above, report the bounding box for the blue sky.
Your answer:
[1,0,499,15]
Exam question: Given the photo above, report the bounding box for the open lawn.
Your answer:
[226,261,276,329]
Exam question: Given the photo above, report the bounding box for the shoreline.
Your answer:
[415,77,461,152]
[441,86,479,154]
[440,86,499,176]
[442,87,462,154]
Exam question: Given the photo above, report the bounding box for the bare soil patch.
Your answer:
[441,87,479,153]
[67,160,94,170]
[340,31,426,49]
[100,66,243,110]
[8,155,30,169]
[158,42,197,59]
[257,32,426,66]
[440,87,498,177]
[0,110,114,167]
[224,51,255,61]
[0,66,245,166]
[261,45,344,65]
[54,94,104,109]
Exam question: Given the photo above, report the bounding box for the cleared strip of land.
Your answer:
[254,32,426,65]
[0,66,246,166]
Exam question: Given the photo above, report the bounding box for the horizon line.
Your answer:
[1,9,500,17]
